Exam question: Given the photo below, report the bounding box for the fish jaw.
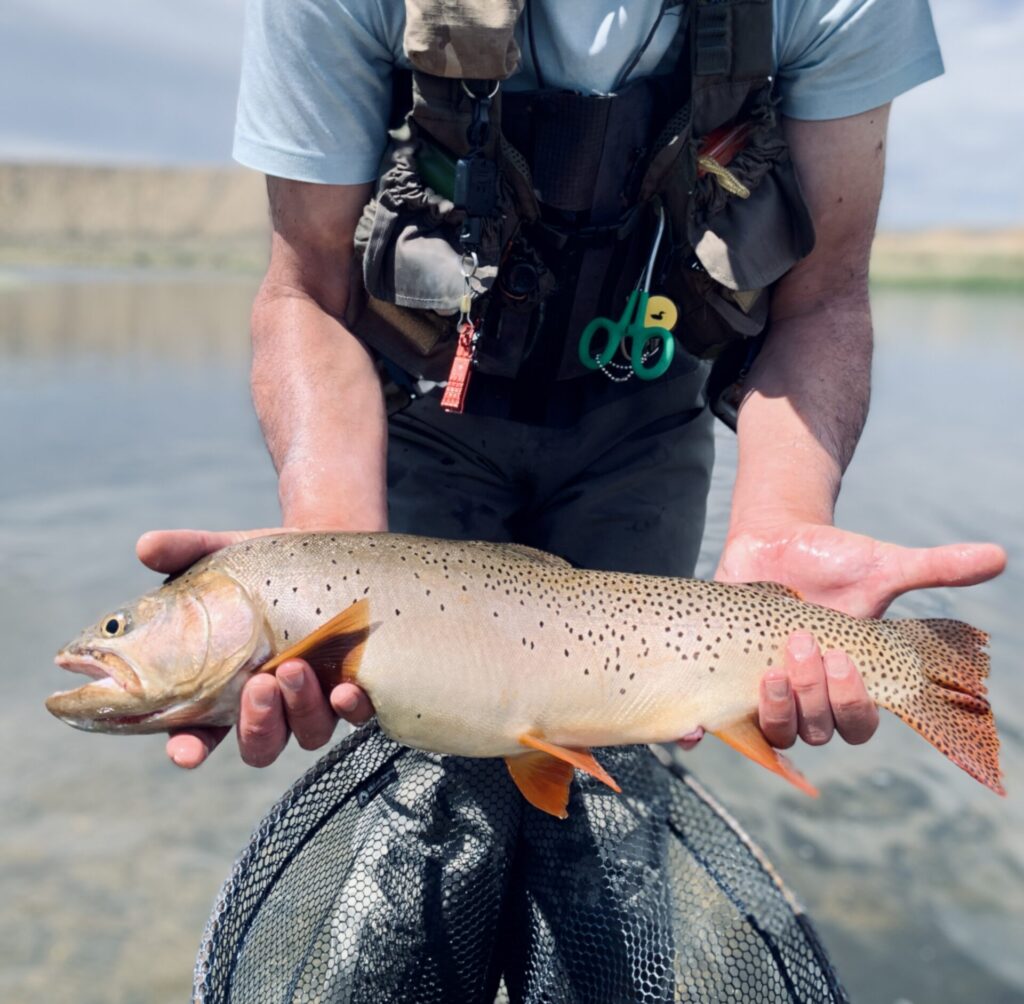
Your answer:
[46,645,258,734]
[47,647,164,732]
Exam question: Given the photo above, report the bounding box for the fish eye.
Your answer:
[100,613,129,638]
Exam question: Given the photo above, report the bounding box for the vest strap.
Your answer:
[695,5,732,77]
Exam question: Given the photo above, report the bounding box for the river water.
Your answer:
[1,273,1021,1004]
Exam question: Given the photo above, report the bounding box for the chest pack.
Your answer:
[352,0,815,417]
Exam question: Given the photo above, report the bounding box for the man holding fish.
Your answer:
[46,2,1011,996]
[131,0,1004,778]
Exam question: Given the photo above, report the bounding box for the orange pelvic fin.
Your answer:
[713,718,819,797]
[505,752,576,818]
[257,598,372,693]
[518,734,621,793]
[506,735,621,818]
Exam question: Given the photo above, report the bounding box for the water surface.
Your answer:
[2,275,1021,1003]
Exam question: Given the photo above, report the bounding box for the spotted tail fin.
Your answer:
[881,618,1004,795]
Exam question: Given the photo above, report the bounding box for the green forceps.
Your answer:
[578,204,676,381]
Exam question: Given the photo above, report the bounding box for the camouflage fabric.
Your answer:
[404,0,525,80]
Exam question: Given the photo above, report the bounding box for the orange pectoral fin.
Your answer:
[257,598,372,694]
[518,734,621,793]
[713,718,819,798]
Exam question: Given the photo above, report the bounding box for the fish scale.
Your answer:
[50,532,1004,817]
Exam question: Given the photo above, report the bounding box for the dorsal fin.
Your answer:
[498,544,572,568]
[257,599,372,693]
[743,581,804,601]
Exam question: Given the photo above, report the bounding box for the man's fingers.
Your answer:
[759,673,797,749]
[136,527,290,575]
[276,660,338,750]
[823,651,879,744]
[675,727,705,752]
[237,675,290,767]
[330,682,376,725]
[166,727,230,768]
[786,632,834,746]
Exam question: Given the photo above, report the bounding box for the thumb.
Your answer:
[136,528,293,574]
[878,541,1007,606]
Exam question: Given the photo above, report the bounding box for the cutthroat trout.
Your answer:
[49,533,1004,816]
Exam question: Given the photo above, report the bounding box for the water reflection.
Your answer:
[2,277,1021,1004]
[0,272,257,363]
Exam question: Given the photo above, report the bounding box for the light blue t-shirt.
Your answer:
[234,0,943,185]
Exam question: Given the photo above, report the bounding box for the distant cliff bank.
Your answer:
[1,162,1022,289]
[0,162,269,272]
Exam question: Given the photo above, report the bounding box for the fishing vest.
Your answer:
[352,0,815,420]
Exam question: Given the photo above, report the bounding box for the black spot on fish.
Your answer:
[284,630,289,640]
[316,607,321,615]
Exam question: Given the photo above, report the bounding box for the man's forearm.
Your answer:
[251,285,388,530]
[728,288,872,536]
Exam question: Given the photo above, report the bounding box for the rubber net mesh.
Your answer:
[194,726,847,1003]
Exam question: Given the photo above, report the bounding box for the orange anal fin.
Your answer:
[713,718,819,798]
[505,752,575,818]
[518,734,621,793]
[257,598,372,693]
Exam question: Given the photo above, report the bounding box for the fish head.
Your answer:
[47,567,272,733]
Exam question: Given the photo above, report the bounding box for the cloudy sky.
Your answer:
[1,0,1020,229]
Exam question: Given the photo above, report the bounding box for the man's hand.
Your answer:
[148,177,389,768]
[716,521,1006,749]
[137,528,376,769]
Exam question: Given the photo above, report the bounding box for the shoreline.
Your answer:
[2,162,1022,290]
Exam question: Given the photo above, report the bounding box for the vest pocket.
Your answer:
[670,103,816,357]
[353,128,518,379]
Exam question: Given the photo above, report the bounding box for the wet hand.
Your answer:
[715,520,1006,750]
[136,527,376,770]
[716,521,1006,619]
[757,633,877,748]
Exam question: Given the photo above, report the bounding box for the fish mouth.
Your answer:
[52,650,142,696]
[47,650,172,729]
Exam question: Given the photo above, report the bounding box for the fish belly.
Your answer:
[355,601,764,758]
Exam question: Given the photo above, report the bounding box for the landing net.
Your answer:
[194,725,847,1003]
